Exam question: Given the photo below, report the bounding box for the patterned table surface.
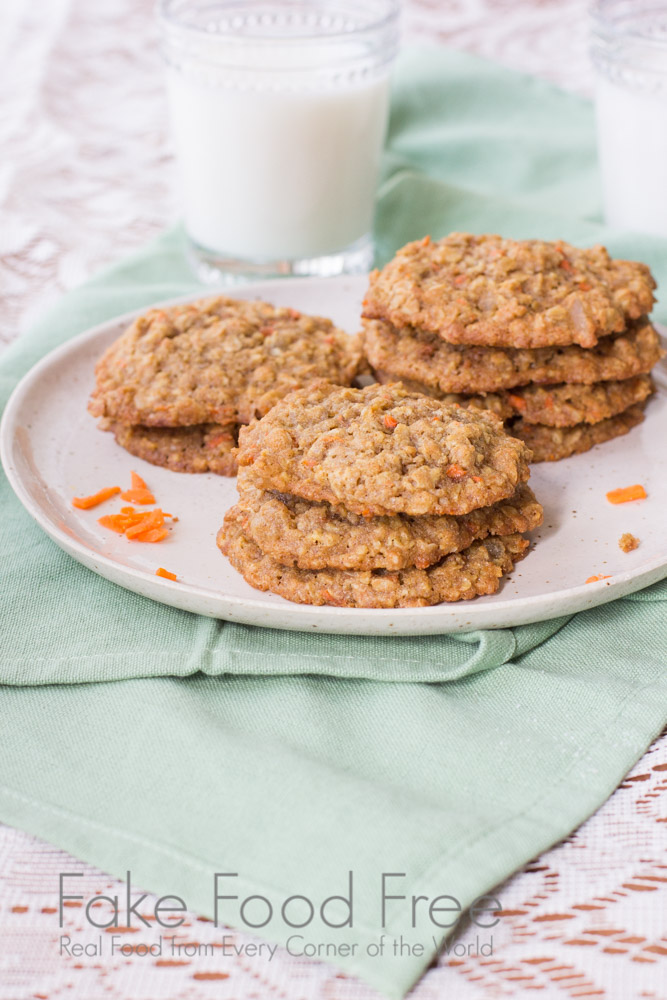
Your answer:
[1,1,665,998]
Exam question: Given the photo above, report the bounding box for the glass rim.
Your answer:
[590,0,667,51]
[157,0,401,46]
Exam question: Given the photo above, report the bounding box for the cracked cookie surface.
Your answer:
[89,295,363,427]
[236,381,531,517]
[363,233,655,349]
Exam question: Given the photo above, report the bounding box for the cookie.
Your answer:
[89,296,363,427]
[236,381,531,517]
[373,372,654,428]
[511,404,645,462]
[228,482,542,571]
[362,316,662,394]
[106,421,238,476]
[363,234,655,349]
[218,521,530,608]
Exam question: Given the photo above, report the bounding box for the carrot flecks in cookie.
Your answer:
[362,233,656,349]
[236,381,531,517]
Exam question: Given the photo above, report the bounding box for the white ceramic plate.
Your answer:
[2,275,667,635]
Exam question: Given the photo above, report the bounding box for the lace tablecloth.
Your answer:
[1,2,666,998]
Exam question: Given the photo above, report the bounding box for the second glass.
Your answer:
[158,0,400,282]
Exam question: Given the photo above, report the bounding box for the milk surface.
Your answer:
[167,71,390,260]
[596,75,667,236]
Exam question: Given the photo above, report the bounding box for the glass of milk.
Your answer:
[158,0,400,282]
[591,0,667,236]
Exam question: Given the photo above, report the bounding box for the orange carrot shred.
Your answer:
[132,528,168,543]
[98,514,132,534]
[508,394,526,411]
[125,512,164,538]
[72,486,121,509]
[120,488,156,504]
[120,470,155,504]
[130,471,149,491]
[446,464,467,481]
[384,414,398,429]
[156,567,177,581]
[98,506,172,542]
[606,484,647,504]
[586,574,612,584]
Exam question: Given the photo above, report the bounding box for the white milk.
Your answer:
[167,71,390,260]
[596,75,667,236]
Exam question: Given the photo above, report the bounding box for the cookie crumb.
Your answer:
[619,532,639,552]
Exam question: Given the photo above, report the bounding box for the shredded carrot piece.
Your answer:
[446,464,467,481]
[508,394,526,411]
[132,527,168,543]
[130,471,149,491]
[125,511,165,538]
[384,414,398,429]
[72,486,121,509]
[120,488,156,504]
[559,258,574,272]
[98,514,135,534]
[156,567,177,581]
[120,470,156,504]
[98,507,172,542]
[453,274,467,286]
[586,574,612,584]
[206,431,234,448]
[606,484,647,504]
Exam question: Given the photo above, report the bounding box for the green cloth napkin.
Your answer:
[2,48,667,999]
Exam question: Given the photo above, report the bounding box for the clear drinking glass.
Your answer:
[591,0,667,236]
[158,0,400,283]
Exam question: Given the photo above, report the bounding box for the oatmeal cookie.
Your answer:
[373,371,654,428]
[236,381,531,517]
[511,404,645,462]
[218,520,530,608]
[229,482,542,571]
[362,316,662,393]
[107,421,238,476]
[89,296,363,427]
[363,234,655,349]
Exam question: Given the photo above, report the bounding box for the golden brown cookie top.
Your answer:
[236,381,531,517]
[88,296,363,427]
[363,233,656,349]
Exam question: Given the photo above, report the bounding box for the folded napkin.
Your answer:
[2,48,667,999]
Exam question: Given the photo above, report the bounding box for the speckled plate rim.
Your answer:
[2,276,667,636]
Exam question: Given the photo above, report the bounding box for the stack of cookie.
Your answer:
[219,382,543,608]
[361,234,662,461]
[88,296,363,475]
